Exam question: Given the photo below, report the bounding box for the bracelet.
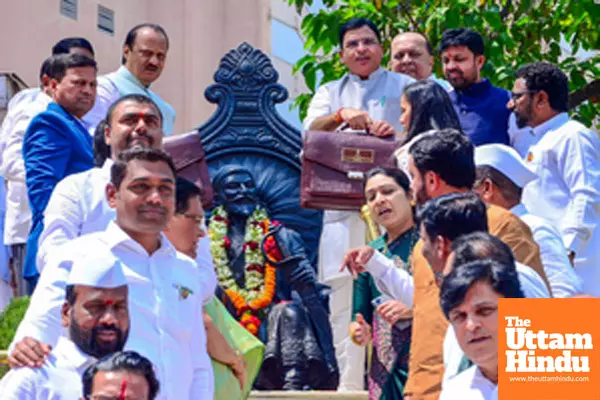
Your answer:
[333,108,344,124]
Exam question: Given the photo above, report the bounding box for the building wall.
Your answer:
[0,0,270,133]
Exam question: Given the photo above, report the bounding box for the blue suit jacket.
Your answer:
[22,102,94,279]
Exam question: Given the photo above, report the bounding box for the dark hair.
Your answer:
[50,53,97,82]
[440,259,525,319]
[402,80,462,144]
[122,24,169,64]
[39,57,55,83]
[364,167,411,194]
[417,192,488,242]
[475,165,522,205]
[65,285,76,305]
[82,351,160,399]
[105,94,163,127]
[409,128,476,189]
[439,28,485,56]
[94,120,111,167]
[450,231,516,268]
[515,62,569,113]
[111,148,176,190]
[175,177,203,214]
[339,18,381,46]
[52,37,95,56]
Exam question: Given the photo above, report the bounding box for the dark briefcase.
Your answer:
[164,131,214,209]
[300,130,398,210]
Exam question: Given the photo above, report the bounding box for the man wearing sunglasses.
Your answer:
[509,61,600,297]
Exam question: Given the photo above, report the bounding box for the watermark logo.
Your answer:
[498,298,600,399]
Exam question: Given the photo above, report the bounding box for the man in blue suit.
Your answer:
[23,53,97,293]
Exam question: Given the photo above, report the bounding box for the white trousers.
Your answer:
[318,211,366,390]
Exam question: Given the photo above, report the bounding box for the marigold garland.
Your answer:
[208,206,280,335]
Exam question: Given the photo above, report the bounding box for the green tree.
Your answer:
[288,0,600,128]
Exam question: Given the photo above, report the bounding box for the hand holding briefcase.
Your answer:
[300,130,398,210]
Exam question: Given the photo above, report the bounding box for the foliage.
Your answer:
[0,296,30,379]
[0,296,30,349]
[288,0,600,128]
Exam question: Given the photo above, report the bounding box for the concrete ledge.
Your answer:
[249,391,368,400]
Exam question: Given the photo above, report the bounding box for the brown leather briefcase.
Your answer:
[164,132,214,209]
[301,130,398,210]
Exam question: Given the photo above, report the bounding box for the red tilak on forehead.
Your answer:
[138,112,146,119]
[105,299,115,306]
[119,378,127,400]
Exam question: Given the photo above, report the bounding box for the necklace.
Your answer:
[208,205,278,335]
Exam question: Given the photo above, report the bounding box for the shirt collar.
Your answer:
[531,112,569,138]
[117,65,150,90]
[53,337,96,373]
[348,67,385,83]
[103,220,176,256]
[510,203,527,218]
[457,78,491,97]
[101,158,114,179]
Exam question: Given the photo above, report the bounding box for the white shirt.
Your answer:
[511,204,583,297]
[0,336,95,399]
[521,113,600,296]
[37,159,217,303]
[302,67,414,134]
[440,365,497,400]
[0,88,41,164]
[507,113,536,158]
[0,91,52,244]
[364,249,414,308]
[13,222,213,400]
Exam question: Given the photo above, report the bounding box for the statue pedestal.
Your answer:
[250,391,368,400]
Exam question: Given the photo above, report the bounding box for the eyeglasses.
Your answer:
[510,90,537,101]
[179,213,206,230]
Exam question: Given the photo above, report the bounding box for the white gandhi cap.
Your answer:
[67,254,127,289]
[474,144,537,189]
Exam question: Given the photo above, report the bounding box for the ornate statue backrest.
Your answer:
[198,42,323,269]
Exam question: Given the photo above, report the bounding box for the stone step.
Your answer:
[249,391,368,400]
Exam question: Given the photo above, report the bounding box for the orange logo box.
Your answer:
[498,298,600,400]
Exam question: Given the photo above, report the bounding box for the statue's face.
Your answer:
[218,170,258,217]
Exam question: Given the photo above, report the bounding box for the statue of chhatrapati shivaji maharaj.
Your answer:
[208,165,339,390]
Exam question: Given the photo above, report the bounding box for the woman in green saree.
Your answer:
[349,167,418,400]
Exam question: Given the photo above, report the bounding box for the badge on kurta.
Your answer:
[173,284,193,300]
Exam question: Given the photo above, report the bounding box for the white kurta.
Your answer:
[521,113,600,296]
[511,204,583,297]
[0,175,11,312]
[440,365,497,400]
[13,222,213,400]
[0,336,95,399]
[37,159,217,303]
[303,67,414,390]
[1,91,52,245]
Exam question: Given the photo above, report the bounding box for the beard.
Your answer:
[70,318,128,359]
[513,100,533,129]
[414,184,430,206]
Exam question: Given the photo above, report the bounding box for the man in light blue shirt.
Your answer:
[84,24,176,135]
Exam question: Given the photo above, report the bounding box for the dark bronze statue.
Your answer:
[212,165,339,390]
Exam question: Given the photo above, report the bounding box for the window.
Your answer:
[98,5,115,35]
[60,0,77,20]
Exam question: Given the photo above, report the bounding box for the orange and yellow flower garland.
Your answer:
[208,206,281,335]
